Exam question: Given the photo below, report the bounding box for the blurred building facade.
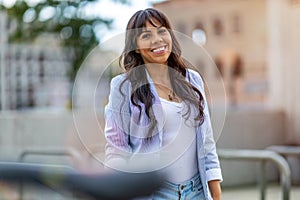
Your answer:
[0,11,72,111]
[154,0,300,143]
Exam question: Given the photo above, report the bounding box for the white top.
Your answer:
[159,97,198,183]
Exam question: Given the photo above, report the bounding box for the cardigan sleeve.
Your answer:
[104,75,132,168]
[188,69,223,182]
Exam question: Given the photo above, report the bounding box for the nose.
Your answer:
[151,32,163,44]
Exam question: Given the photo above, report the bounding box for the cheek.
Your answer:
[139,49,148,57]
[165,35,172,47]
[136,38,149,49]
[168,36,173,45]
[137,42,149,50]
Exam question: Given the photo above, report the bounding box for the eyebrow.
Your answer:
[141,30,151,33]
[141,25,164,33]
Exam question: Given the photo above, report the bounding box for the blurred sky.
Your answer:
[85,0,165,50]
[1,0,164,41]
[90,0,165,42]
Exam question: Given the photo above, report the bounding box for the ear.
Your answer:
[135,49,140,53]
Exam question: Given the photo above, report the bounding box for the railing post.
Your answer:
[259,160,266,200]
[218,149,291,200]
[268,152,291,200]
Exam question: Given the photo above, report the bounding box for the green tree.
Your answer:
[0,0,128,80]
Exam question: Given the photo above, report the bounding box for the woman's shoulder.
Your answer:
[110,73,132,89]
[109,73,131,96]
[186,68,204,86]
[111,73,126,85]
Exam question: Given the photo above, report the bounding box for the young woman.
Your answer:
[104,8,222,200]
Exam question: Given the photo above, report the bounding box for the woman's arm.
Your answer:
[189,70,223,179]
[208,180,222,200]
[104,75,132,168]
[188,69,223,198]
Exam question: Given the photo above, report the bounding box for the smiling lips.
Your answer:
[151,45,168,55]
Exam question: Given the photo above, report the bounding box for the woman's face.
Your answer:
[136,19,172,65]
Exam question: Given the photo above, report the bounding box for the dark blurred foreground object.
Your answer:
[0,162,164,200]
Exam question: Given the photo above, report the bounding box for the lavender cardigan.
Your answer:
[104,69,222,200]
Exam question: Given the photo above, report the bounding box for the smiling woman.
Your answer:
[103,8,222,200]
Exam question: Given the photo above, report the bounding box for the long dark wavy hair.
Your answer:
[119,8,205,137]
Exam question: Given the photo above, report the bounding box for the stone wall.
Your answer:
[0,109,291,188]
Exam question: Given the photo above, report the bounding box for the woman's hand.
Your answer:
[208,180,222,200]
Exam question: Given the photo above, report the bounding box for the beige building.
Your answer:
[154,0,300,143]
[0,12,72,111]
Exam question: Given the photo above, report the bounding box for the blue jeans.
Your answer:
[152,173,205,200]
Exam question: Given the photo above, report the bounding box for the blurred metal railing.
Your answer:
[266,145,300,156]
[267,145,300,185]
[18,148,81,200]
[218,148,291,200]
[18,147,81,163]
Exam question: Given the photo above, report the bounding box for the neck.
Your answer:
[145,63,170,84]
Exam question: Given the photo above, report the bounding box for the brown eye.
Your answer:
[142,34,150,39]
[141,33,151,40]
[158,28,167,34]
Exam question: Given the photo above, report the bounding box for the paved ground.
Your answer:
[222,184,300,200]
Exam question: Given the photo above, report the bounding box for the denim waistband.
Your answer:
[163,173,202,193]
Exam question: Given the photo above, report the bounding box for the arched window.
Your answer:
[192,21,207,45]
[231,56,243,78]
[194,22,205,32]
[290,0,300,5]
[213,18,223,36]
[232,14,241,33]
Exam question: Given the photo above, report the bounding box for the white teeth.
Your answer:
[152,46,165,53]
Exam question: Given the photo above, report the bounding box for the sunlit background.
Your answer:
[0,0,300,199]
